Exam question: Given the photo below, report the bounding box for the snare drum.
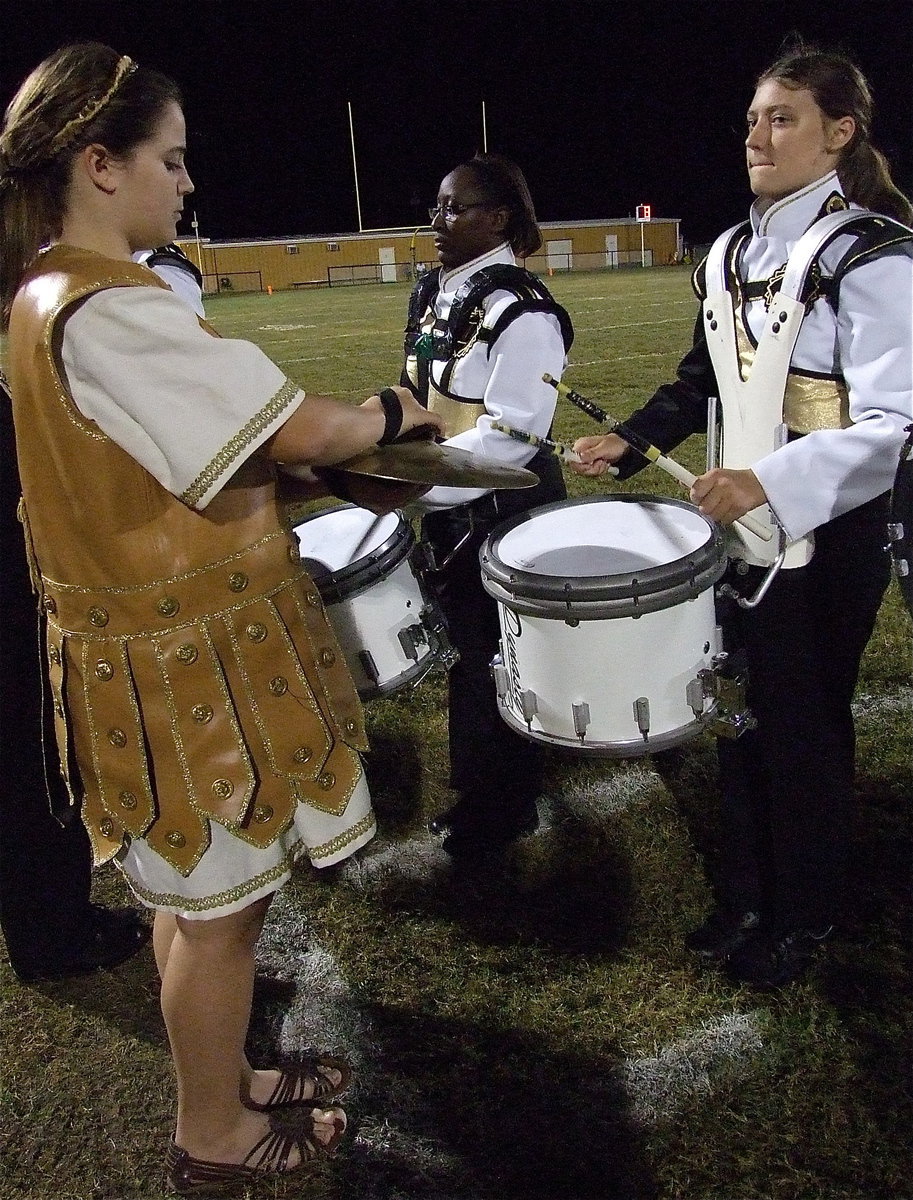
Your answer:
[293,504,455,699]
[888,426,913,618]
[480,495,728,756]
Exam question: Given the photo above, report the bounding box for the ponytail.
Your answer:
[837,139,913,225]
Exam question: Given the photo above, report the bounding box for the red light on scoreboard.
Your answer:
[636,204,652,221]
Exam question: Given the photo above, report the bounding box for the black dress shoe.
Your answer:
[428,800,471,837]
[685,908,762,961]
[12,904,151,983]
[439,806,539,860]
[724,925,833,989]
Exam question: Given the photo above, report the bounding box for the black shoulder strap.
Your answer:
[448,264,574,353]
[828,214,913,310]
[692,221,751,301]
[143,244,203,288]
[403,267,442,348]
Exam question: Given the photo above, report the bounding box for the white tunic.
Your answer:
[59,285,376,918]
[740,173,913,540]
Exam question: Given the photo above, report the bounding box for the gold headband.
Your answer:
[49,55,138,155]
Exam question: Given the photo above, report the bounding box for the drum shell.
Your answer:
[889,432,913,618]
[293,504,443,699]
[480,496,727,755]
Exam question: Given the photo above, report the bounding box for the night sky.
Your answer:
[2,0,911,246]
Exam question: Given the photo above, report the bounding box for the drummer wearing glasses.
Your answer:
[401,154,574,858]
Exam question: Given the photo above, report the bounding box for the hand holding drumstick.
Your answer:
[543,375,772,542]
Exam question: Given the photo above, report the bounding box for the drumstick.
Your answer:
[543,374,773,542]
[490,420,619,474]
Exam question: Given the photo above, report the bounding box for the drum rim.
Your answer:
[293,502,413,602]
[479,494,727,617]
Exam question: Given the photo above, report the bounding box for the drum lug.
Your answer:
[358,649,380,684]
[397,622,428,663]
[419,605,459,669]
[690,665,757,739]
[520,690,539,727]
[633,697,651,741]
[572,702,591,741]
[491,654,538,729]
[887,521,904,543]
[491,653,511,703]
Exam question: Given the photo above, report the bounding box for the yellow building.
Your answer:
[179,217,680,294]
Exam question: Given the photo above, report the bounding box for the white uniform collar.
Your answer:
[750,171,847,239]
[439,242,515,294]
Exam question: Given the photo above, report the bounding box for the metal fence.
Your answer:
[525,249,654,273]
[326,262,417,286]
[202,270,263,295]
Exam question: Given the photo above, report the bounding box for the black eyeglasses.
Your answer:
[428,202,491,223]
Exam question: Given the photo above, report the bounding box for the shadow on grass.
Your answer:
[359,812,635,959]
[820,773,913,1138]
[363,729,428,835]
[342,1004,658,1200]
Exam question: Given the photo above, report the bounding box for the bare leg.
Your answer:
[152,910,178,980]
[160,896,340,1164]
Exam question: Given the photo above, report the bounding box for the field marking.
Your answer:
[275,355,328,364]
[852,687,912,719]
[570,352,676,366]
[258,323,317,331]
[623,1010,765,1126]
[561,762,662,818]
[575,316,694,333]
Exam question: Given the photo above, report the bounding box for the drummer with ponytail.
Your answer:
[574,40,913,990]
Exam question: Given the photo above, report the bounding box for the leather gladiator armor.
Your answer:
[7,246,368,874]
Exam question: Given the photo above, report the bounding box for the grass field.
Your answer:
[1,268,911,1200]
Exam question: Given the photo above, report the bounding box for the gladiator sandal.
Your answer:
[165,1107,346,1194]
[242,1055,353,1111]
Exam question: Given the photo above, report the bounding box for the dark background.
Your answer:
[2,0,910,245]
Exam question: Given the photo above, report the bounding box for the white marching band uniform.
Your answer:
[405,242,570,510]
[400,242,574,841]
[612,170,912,935]
[703,172,912,555]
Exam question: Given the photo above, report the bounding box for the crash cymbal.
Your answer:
[333,440,539,489]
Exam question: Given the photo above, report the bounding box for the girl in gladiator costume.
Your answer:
[0,42,440,1191]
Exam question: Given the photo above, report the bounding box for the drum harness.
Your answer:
[404,263,573,576]
[701,207,911,608]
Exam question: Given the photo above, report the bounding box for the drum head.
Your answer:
[480,495,726,619]
[293,503,411,601]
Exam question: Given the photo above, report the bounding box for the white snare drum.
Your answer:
[480,496,729,756]
[293,504,455,699]
[888,426,913,618]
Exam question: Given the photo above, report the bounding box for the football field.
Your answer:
[2,268,911,1199]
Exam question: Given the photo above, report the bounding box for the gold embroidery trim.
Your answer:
[118,809,376,910]
[309,810,376,861]
[181,378,302,507]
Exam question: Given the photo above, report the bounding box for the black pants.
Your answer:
[0,405,97,975]
[422,452,565,822]
[713,494,892,931]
